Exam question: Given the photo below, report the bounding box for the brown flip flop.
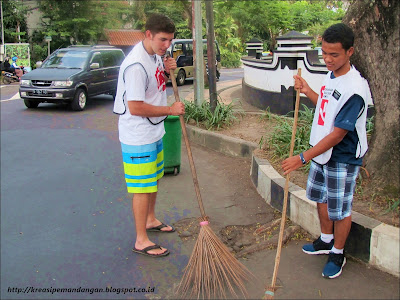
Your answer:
[146,223,176,233]
[132,244,170,257]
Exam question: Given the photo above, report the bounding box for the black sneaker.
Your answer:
[302,236,334,255]
[322,252,346,278]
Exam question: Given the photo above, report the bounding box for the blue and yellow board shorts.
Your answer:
[121,139,164,193]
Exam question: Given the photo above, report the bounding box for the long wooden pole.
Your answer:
[169,68,207,218]
[264,68,302,299]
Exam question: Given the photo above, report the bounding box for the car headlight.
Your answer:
[53,80,73,87]
[20,80,30,86]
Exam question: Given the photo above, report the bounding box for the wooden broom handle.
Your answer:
[169,70,207,218]
[266,68,302,299]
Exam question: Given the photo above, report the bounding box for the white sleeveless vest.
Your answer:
[113,42,166,124]
[310,67,372,164]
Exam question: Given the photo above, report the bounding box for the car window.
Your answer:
[173,43,183,60]
[102,51,116,68]
[90,52,103,68]
[101,50,125,67]
[114,51,125,65]
[185,43,193,56]
[101,51,113,67]
[42,50,89,69]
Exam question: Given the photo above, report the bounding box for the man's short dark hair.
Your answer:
[145,13,175,35]
[322,23,354,51]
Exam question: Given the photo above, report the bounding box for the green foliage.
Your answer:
[214,0,345,51]
[132,0,192,38]
[261,105,314,172]
[4,44,30,67]
[366,115,374,137]
[30,44,48,69]
[183,99,240,130]
[220,48,242,68]
[36,0,134,49]
[383,198,400,214]
[2,0,29,43]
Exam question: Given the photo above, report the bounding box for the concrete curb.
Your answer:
[185,122,400,278]
[186,125,258,158]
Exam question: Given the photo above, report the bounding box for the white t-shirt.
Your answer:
[116,43,167,145]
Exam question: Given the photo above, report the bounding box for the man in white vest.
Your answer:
[114,13,185,257]
[282,23,372,278]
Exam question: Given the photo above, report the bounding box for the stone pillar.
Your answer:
[246,38,263,59]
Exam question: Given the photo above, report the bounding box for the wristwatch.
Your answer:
[299,153,307,165]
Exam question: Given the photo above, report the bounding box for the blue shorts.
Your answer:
[121,139,164,194]
[306,160,360,221]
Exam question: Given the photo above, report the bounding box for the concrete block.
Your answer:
[204,131,222,152]
[186,125,206,146]
[370,224,400,277]
[271,178,290,216]
[251,156,259,188]
[290,189,319,237]
[259,164,281,180]
[257,165,272,204]
[346,212,381,263]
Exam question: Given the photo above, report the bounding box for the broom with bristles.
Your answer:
[264,69,302,299]
[168,66,254,299]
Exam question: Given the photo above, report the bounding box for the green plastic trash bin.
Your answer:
[163,115,182,175]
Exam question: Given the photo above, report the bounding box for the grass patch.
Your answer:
[259,105,314,173]
[183,99,243,130]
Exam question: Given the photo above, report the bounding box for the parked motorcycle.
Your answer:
[1,71,19,84]
[205,60,220,82]
[1,67,27,84]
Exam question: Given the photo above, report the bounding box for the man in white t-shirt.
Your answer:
[114,13,185,257]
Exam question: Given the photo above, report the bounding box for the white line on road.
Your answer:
[1,93,20,102]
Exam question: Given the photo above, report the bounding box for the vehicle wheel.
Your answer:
[174,166,181,176]
[2,76,11,84]
[24,99,40,108]
[176,70,186,86]
[71,88,87,111]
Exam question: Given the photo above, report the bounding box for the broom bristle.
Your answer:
[175,221,255,299]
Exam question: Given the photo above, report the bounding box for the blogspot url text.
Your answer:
[8,286,155,295]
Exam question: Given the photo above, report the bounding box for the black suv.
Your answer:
[19,45,125,111]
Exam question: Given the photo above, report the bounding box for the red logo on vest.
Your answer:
[155,67,166,91]
[318,86,328,125]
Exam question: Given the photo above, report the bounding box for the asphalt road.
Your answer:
[1,68,399,300]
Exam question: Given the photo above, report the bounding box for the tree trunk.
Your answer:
[178,0,192,32]
[343,0,399,192]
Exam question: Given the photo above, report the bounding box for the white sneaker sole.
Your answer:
[302,248,331,255]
